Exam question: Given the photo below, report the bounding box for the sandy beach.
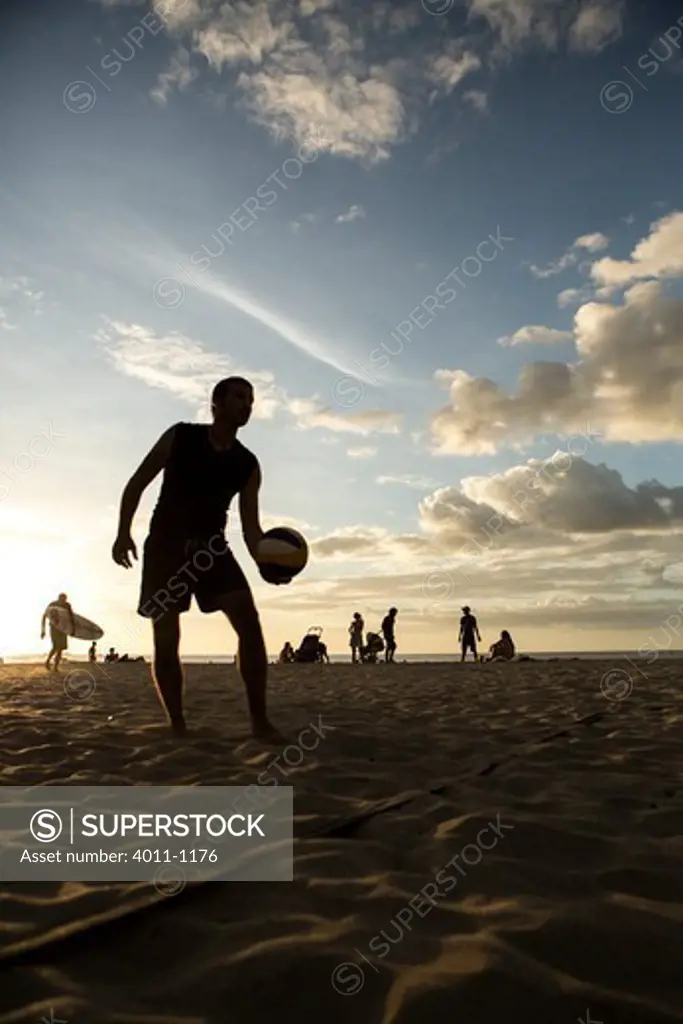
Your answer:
[0,658,682,1023]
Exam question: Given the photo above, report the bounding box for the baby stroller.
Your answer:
[294,626,328,663]
[361,631,384,663]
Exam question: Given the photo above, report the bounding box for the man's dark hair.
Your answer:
[211,377,252,408]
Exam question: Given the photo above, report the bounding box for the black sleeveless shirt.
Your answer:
[148,423,258,542]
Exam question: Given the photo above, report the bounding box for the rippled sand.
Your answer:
[1,658,682,1023]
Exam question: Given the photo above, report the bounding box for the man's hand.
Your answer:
[40,629,45,639]
[259,565,292,586]
[112,534,138,568]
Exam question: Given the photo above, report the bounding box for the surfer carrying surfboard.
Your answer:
[41,593,76,673]
[111,377,287,742]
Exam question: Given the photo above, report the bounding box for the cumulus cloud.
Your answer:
[427,48,482,95]
[335,204,366,224]
[463,88,488,111]
[574,231,611,252]
[459,457,672,533]
[568,0,623,53]
[96,0,621,165]
[591,211,683,287]
[194,2,293,69]
[557,285,594,308]
[465,0,623,57]
[408,456,683,583]
[431,216,683,453]
[150,47,199,104]
[498,324,573,346]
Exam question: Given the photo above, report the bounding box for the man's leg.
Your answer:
[45,644,55,669]
[216,591,283,742]
[151,613,186,735]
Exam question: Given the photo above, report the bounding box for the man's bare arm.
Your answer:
[116,426,176,538]
[112,426,175,567]
[239,462,264,560]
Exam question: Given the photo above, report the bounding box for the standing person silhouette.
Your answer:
[111,377,287,741]
[349,612,364,664]
[382,607,398,662]
[41,593,75,674]
[459,605,481,662]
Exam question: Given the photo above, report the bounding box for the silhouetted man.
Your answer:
[382,607,398,662]
[112,377,287,740]
[41,593,75,673]
[459,605,481,662]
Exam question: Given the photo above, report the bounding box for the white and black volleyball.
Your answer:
[256,527,308,582]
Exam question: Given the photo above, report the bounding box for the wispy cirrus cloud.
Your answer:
[347,445,377,458]
[95,319,283,419]
[530,231,610,279]
[289,397,401,436]
[96,320,402,438]
[498,324,574,346]
[158,267,355,376]
[377,474,440,489]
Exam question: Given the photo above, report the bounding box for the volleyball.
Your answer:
[257,527,308,582]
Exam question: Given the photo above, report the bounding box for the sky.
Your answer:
[1,0,683,658]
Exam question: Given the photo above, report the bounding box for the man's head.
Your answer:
[211,377,254,428]
[462,605,470,614]
[58,592,67,603]
[389,607,397,617]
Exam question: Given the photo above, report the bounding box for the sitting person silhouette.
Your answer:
[487,630,515,661]
[278,641,295,664]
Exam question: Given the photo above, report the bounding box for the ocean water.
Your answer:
[4,650,682,664]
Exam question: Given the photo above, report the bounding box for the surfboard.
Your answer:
[48,606,104,641]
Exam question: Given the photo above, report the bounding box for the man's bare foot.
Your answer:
[251,720,286,744]
[170,718,188,737]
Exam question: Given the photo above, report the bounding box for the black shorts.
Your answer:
[138,536,250,619]
[461,633,477,650]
